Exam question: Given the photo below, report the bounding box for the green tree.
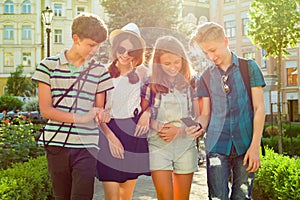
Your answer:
[5,65,36,97]
[247,0,300,154]
[100,0,184,63]
[101,0,182,31]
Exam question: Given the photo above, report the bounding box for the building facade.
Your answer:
[0,0,43,95]
[209,0,300,122]
[0,0,105,95]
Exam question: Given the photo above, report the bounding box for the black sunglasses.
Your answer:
[221,74,230,94]
[117,46,137,57]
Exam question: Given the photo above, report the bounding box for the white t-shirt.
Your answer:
[106,65,149,119]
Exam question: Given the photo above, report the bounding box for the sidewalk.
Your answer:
[93,165,208,200]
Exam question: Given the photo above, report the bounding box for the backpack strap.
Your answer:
[238,57,265,156]
[41,61,94,150]
[238,58,253,109]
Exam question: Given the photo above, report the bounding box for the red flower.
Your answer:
[2,119,10,123]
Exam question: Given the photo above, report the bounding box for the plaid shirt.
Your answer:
[197,53,265,156]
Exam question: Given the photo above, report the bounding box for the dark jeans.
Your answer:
[46,146,97,200]
[206,146,254,200]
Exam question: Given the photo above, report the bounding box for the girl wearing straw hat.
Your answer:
[96,23,151,200]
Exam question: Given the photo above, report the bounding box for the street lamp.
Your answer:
[42,7,53,57]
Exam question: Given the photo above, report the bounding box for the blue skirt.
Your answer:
[96,115,150,183]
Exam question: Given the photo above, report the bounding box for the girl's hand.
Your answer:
[106,134,124,159]
[134,111,150,137]
[185,125,205,139]
[157,123,179,142]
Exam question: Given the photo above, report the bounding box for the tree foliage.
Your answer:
[247,0,300,154]
[247,0,300,58]
[5,65,36,97]
[100,0,192,63]
[101,0,182,31]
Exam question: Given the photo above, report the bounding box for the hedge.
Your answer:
[0,156,54,200]
[262,135,300,157]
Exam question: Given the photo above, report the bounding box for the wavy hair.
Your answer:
[149,36,194,94]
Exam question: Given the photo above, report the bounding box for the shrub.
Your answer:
[253,147,300,200]
[0,156,54,200]
[264,123,300,138]
[0,95,23,112]
[22,98,40,112]
[262,135,300,157]
[264,125,279,137]
[0,116,45,169]
[282,123,300,138]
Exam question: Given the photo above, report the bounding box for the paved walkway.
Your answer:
[93,165,208,200]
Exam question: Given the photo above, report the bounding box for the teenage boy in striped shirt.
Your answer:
[32,13,113,200]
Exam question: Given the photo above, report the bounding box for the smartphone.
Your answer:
[180,117,202,128]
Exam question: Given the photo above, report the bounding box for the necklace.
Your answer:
[169,82,175,93]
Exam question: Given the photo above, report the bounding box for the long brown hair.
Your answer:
[149,36,194,94]
[108,32,145,81]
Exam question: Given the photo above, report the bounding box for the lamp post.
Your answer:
[42,7,53,57]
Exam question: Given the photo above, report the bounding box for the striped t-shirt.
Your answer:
[32,50,113,149]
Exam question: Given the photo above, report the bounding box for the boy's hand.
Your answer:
[96,108,111,123]
[244,145,261,172]
[76,107,102,123]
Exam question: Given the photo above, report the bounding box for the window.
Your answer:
[54,29,63,43]
[286,61,298,86]
[261,49,267,68]
[4,0,14,14]
[243,52,255,60]
[76,7,86,15]
[4,25,14,39]
[4,52,14,66]
[242,18,250,36]
[224,20,236,37]
[54,4,63,17]
[22,25,31,39]
[22,52,31,66]
[287,68,298,86]
[22,0,31,14]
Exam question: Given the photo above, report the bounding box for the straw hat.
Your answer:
[109,23,145,48]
